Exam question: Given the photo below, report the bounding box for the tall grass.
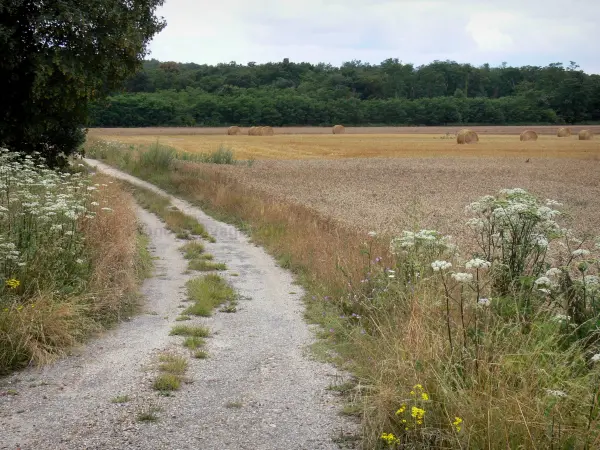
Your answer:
[0,149,150,373]
[87,140,600,448]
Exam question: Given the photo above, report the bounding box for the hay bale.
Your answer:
[579,129,594,140]
[261,126,274,136]
[248,126,258,136]
[557,127,572,137]
[332,124,345,134]
[227,126,241,136]
[520,130,538,142]
[456,129,479,144]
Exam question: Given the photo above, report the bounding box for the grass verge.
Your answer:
[0,150,153,374]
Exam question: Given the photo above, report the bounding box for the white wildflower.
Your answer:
[466,218,485,230]
[584,275,599,285]
[451,272,473,283]
[533,235,549,248]
[431,260,452,272]
[90,201,99,206]
[478,297,491,306]
[552,314,570,323]
[500,188,528,196]
[76,258,84,265]
[546,268,562,278]
[534,277,552,287]
[572,249,590,258]
[465,258,491,270]
[591,353,600,363]
[546,389,567,398]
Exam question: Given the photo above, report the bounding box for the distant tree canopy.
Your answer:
[90,59,600,128]
[0,0,165,164]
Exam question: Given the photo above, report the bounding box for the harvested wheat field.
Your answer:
[193,157,600,243]
[90,125,600,136]
[89,129,600,160]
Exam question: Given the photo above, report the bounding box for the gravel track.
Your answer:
[0,161,356,450]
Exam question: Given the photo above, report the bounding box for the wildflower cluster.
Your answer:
[466,188,564,292]
[0,149,111,296]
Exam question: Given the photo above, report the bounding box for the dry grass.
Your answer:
[89,130,600,161]
[84,175,147,321]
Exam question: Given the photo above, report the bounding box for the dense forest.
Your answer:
[89,59,600,127]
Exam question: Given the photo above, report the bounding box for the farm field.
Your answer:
[187,156,600,241]
[89,126,600,160]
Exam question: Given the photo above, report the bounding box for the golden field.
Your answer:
[89,126,600,161]
[89,126,600,242]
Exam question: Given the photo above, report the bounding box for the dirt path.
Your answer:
[0,161,356,449]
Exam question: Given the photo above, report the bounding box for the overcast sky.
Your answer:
[148,0,600,73]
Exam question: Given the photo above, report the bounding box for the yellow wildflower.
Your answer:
[380,432,398,445]
[5,278,20,289]
[410,390,415,396]
[453,417,463,433]
[413,384,423,390]
[421,392,429,401]
[411,406,426,425]
[395,404,407,415]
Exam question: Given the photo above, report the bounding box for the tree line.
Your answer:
[90,59,600,127]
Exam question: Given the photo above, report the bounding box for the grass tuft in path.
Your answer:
[184,274,236,317]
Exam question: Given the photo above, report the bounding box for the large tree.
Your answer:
[0,0,165,165]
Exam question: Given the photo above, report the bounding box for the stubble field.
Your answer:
[90,126,600,240]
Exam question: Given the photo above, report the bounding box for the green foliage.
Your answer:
[0,0,165,164]
[169,325,210,338]
[89,59,600,127]
[185,274,236,317]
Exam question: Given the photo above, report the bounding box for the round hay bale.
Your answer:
[261,126,274,136]
[579,129,594,140]
[557,127,572,137]
[456,129,479,144]
[227,126,241,136]
[248,126,257,136]
[256,127,265,136]
[332,124,345,134]
[520,130,538,142]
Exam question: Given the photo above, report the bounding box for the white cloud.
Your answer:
[148,0,600,73]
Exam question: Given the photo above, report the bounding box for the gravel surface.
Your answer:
[0,161,356,450]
